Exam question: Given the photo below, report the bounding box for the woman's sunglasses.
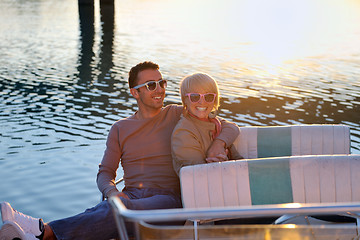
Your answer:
[133,79,167,91]
[186,93,217,103]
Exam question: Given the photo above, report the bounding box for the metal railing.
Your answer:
[109,197,360,240]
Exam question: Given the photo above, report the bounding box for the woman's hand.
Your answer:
[206,153,228,162]
[206,139,228,162]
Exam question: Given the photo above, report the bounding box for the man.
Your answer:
[0,61,239,240]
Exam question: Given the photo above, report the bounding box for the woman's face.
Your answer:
[185,89,216,119]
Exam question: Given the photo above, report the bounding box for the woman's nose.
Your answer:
[198,96,206,104]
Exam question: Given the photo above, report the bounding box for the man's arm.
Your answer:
[97,165,119,198]
[206,117,239,161]
[96,124,121,198]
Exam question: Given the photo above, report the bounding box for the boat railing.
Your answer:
[110,197,360,240]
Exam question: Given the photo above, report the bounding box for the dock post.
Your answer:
[100,0,114,5]
[78,0,94,5]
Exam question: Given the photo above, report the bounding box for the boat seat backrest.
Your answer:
[234,124,350,159]
[180,155,360,209]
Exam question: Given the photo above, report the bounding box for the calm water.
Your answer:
[0,0,359,223]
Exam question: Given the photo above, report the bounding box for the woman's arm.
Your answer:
[171,128,206,175]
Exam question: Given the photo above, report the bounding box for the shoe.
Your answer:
[24,233,38,240]
[0,220,26,240]
[0,221,38,240]
[1,202,44,237]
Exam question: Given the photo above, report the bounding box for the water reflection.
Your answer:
[78,1,95,87]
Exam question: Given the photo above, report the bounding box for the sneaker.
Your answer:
[0,202,44,237]
[24,233,38,240]
[0,220,26,240]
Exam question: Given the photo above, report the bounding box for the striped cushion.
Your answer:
[233,125,350,159]
[180,155,360,209]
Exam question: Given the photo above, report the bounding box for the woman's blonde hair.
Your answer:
[180,73,220,112]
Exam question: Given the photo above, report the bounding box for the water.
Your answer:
[0,0,359,223]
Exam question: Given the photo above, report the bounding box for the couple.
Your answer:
[0,61,241,240]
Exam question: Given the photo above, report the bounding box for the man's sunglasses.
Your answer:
[186,93,217,103]
[133,79,167,91]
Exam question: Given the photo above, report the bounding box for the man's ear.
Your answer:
[130,88,139,99]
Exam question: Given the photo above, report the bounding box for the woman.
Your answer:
[171,73,242,175]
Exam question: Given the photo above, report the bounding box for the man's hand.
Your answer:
[206,139,228,162]
[108,190,130,200]
[107,189,120,199]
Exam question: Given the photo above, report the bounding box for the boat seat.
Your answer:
[180,155,360,209]
[109,154,360,240]
[234,124,350,159]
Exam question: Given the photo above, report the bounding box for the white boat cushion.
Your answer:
[290,155,360,203]
[180,155,360,209]
[233,124,350,159]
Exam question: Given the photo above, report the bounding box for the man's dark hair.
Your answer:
[128,61,159,88]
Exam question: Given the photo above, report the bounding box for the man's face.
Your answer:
[133,69,165,111]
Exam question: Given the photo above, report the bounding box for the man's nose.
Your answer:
[155,83,164,93]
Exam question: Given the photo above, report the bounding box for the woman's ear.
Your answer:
[130,88,139,99]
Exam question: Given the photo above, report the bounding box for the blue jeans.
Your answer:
[49,188,182,240]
